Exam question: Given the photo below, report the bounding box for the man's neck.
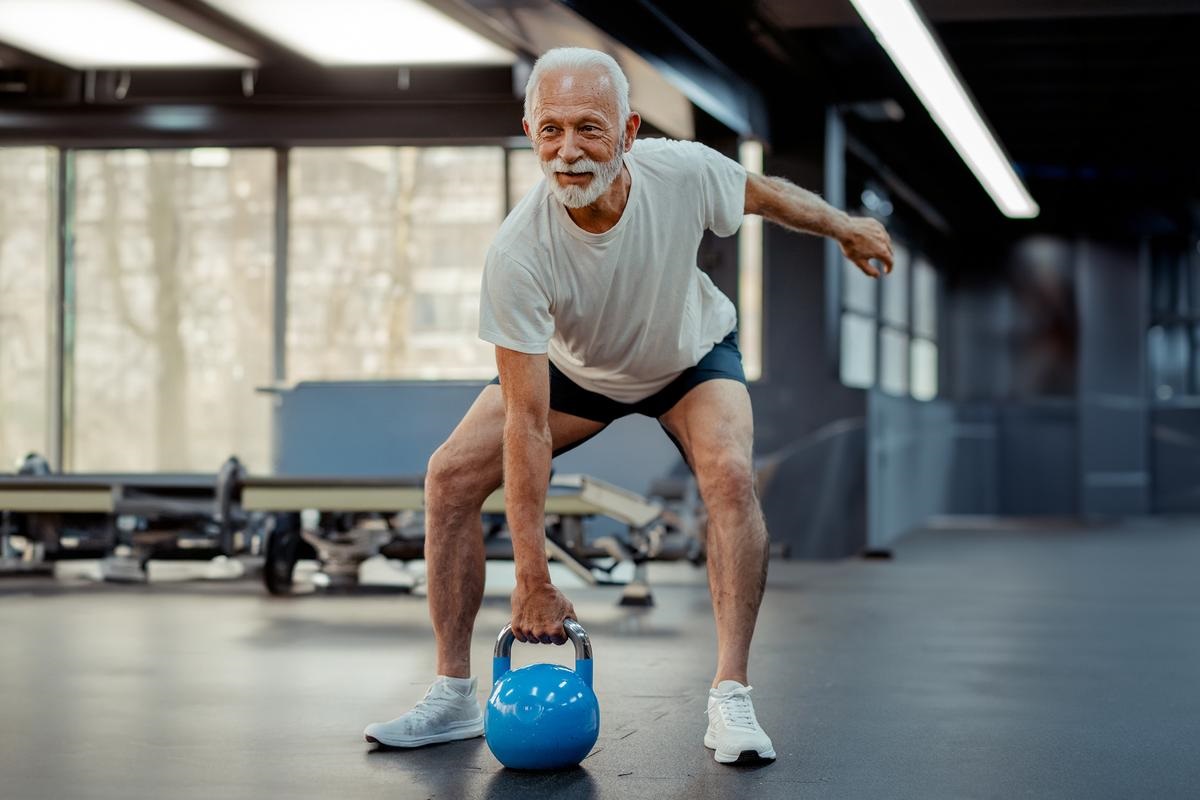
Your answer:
[565,164,632,234]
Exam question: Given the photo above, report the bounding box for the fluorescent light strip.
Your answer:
[0,0,256,69]
[849,0,1038,219]
[738,140,764,381]
[203,0,514,66]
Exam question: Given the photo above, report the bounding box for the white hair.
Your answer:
[522,47,631,124]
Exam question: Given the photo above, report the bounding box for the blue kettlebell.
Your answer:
[486,619,600,770]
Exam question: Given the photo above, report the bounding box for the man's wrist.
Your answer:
[515,565,552,587]
[829,209,854,241]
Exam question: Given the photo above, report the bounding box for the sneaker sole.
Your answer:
[364,720,484,748]
[704,733,776,764]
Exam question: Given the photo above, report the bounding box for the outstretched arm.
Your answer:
[744,172,894,278]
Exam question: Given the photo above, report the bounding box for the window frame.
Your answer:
[837,220,941,401]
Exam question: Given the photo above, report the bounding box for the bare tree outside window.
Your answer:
[72,149,274,472]
[288,147,505,381]
[0,147,54,468]
[507,148,543,211]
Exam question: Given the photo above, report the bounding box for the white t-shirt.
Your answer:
[478,138,746,403]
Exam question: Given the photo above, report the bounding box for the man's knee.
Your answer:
[426,444,496,511]
[696,451,757,509]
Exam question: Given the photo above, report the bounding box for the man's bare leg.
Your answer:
[424,384,605,678]
[660,378,774,764]
[659,379,769,687]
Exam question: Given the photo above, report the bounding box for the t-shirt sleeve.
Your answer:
[478,248,554,354]
[691,141,748,237]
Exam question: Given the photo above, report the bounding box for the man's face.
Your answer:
[525,69,628,208]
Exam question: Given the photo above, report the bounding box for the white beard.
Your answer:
[540,137,626,208]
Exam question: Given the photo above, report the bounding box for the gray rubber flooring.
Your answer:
[3,518,1199,799]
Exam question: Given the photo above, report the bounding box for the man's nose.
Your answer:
[557,129,584,161]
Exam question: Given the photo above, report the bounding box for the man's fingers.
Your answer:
[512,625,565,644]
[857,258,881,278]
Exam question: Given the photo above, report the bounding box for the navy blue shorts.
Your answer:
[490,329,745,458]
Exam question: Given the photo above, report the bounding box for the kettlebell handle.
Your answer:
[493,618,592,661]
[492,619,594,689]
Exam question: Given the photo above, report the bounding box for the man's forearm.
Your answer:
[503,413,553,584]
[757,176,851,240]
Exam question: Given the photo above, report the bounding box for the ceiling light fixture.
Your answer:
[201,0,514,66]
[849,0,1039,219]
[0,0,255,69]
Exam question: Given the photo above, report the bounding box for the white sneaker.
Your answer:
[704,680,777,764]
[364,676,485,748]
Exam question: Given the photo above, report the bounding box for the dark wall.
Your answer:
[940,235,1079,515]
[947,235,1078,403]
[751,153,867,451]
[1152,404,1200,512]
[939,232,1164,518]
[869,391,1079,546]
[996,400,1078,515]
[868,391,957,549]
[1009,237,1079,399]
[1077,239,1151,515]
[748,152,869,557]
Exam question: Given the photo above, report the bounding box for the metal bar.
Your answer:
[269,147,289,473]
[0,488,114,514]
[57,151,78,470]
[823,106,845,379]
[47,149,66,469]
[273,148,288,384]
[543,537,600,586]
[0,102,526,148]
[242,485,425,512]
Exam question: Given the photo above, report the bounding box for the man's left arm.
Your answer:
[744,172,894,278]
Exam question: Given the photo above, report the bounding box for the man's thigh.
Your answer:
[439,384,609,468]
[656,379,754,474]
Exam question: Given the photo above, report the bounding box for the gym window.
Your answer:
[839,233,940,400]
[1,144,556,472]
[71,148,276,471]
[287,146,505,382]
[1148,236,1200,401]
[0,147,56,469]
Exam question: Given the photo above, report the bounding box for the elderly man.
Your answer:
[365,47,892,765]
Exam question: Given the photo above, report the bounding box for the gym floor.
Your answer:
[2,519,1198,800]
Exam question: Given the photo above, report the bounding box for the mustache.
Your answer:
[545,157,608,174]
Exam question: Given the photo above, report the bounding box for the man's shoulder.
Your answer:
[632,137,713,163]
[630,138,721,188]
[492,184,553,261]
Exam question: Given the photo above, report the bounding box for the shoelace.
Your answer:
[710,686,758,729]
[407,685,465,723]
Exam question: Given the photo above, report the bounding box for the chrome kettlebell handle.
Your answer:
[493,618,592,661]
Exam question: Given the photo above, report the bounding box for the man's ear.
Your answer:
[624,112,641,151]
[522,118,533,144]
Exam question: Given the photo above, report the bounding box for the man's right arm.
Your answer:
[495,345,577,645]
[744,172,894,278]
